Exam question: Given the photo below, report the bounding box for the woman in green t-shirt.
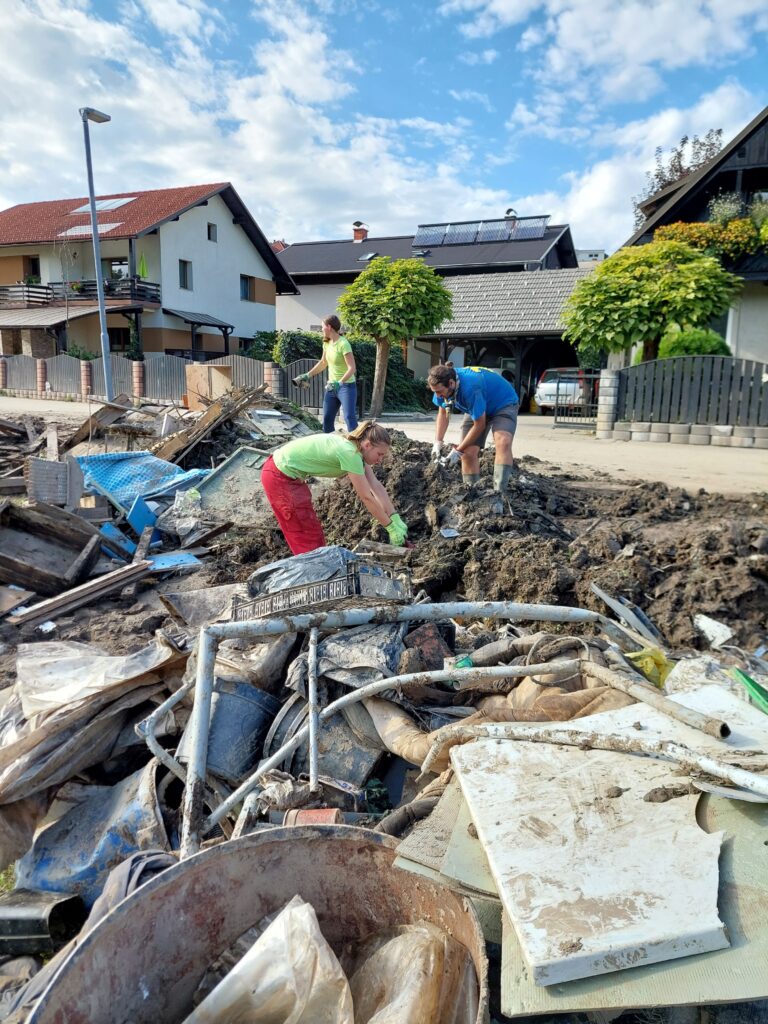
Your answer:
[293,314,358,432]
[261,420,408,554]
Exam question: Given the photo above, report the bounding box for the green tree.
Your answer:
[562,240,741,363]
[337,257,452,417]
[632,129,723,228]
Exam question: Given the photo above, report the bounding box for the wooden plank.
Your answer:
[152,384,267,464]
[0,586,35,617]
[651,357,664,423]
[714,356,731,423]
[60,393,132,453]
[0,477,25,495]
[678,357,693,424]
[668,355,684,423]
[699,356,715,423]
[0,418,25,437]
[121,526,154,601]
[453,739,728,987]
[21,415,39,444]
[688,356,704,423]
[741,360,758,426]
[45,426,59,461]
[7,560,151,627]
[500,794,768,1016]
[62,533,102,588]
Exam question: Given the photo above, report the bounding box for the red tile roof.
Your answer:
[0,183,230,245]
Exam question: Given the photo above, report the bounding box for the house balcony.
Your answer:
[0,279,162,309]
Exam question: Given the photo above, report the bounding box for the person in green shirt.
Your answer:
[293,314,358,432]
[261,420,408,554]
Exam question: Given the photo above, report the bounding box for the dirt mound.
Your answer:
[218,430,767,652]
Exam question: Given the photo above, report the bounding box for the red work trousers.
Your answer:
[261,455,326,555]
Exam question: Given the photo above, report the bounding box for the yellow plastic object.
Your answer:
[625,647,675,688]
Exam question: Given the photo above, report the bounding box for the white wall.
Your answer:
[276,283,345,331]
[726,284,768,364]
[157,193,276,339]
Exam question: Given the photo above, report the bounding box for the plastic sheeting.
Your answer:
[247,546,358,596]
[182,895,354,1024]
[75,451,208,513]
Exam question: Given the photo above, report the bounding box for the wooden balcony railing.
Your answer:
[0,280,162,308]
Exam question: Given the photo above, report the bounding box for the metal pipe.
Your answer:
[584,662,731,739]
[180,628,219,858]
[308,627,320,793]
[201,659,579,834]
[135,679,193,782]
[419,723,768,798]
[208,601,602,641]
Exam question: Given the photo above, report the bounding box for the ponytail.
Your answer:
[346,419,391,449]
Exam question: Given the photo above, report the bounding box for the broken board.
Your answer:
[500,794,768,1016]
[196,446,271,525]
[452,738,729,986]
[440,794,498,897]
[0,586,35,618]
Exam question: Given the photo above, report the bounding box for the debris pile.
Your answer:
[0,387,766,1023]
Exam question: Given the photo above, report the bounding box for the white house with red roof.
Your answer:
[0,183,297,359]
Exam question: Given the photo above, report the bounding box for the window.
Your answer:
[102,257,129,280]
[179,259,193,290]
[357,252,378,262]
[240,274,255,301]
[70,197,136,214]
[107,327,131,352]
[207,222,217,242]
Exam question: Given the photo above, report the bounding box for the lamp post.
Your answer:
[79,106,114,401]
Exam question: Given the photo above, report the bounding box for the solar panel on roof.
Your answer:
[476,221,511,242]
[58,223,122,237]
[509,216,549,240]
[443,221,480,245]
[413,224,446,247]
[70,197,136,214]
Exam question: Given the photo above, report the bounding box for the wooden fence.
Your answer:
[617,356,768,426]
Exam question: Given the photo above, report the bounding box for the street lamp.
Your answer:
[79,106,113,401]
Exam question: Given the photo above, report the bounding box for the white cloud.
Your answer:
[449,89,494,112]
[512,81,762,252]
[458,47,499,64]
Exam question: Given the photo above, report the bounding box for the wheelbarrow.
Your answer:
[27,826,489,1023]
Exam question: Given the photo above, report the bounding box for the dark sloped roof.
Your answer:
[163,307,234,329]
[624,104,768,247]
[279,224,574,276]
[419,268,592,337]
[0,183,298,295]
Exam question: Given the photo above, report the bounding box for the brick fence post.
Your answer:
[36,358,47,397]
[80,359,92,399]
[596,369,619,439]
[132,360,145,403]
[264,361,287,399]
[0,359,6,391]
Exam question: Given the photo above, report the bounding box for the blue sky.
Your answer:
[1,0,766,251]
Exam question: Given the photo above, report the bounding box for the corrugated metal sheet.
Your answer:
[45,354,81,394]
[144,354,185,401]
[207,354,265,389]
[4,354,36,390]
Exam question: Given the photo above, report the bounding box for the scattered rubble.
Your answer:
[0,387,765,1023]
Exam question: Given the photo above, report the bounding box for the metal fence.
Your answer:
[3,354,36,390]
[617,356,768,426]
[90,354,133,400]
[553,371,600,429]
[208,354,265,389]
[45,354,81,394]
[144,353,187,402]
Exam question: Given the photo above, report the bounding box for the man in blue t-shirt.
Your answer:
[428,363,519,492]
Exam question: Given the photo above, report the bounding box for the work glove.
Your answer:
[292,373,310,389]
[325,380,340,393]
[440,447,462,467]
[385,513,408,546]
[431,441,443,461]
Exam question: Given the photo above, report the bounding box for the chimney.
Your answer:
[270,239,287,252]
[352,220,369,242]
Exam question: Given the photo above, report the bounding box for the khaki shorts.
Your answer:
[460,402,519,449]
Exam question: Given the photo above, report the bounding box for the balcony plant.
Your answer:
[70,280,83,293]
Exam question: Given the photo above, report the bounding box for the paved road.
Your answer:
[1,396,765,495]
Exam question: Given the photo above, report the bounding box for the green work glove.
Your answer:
[325,379,340,393]
[292,372,310,389]
[386,513,408,545]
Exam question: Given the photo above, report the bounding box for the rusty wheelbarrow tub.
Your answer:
[27,825,489,1024]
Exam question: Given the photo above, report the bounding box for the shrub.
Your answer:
[658,328,730,358]
[244,331,277,361]
[749,197,768,229]
[66,342,97,360]
[707,191,742,225]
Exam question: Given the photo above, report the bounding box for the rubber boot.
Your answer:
[493,463,513,493]
[462,473,481,488]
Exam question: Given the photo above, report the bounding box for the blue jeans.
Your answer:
[323,382,358,432]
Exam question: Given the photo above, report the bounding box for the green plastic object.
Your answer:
[731,668,768,716]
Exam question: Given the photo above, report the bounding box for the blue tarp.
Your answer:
[75,451,208,514]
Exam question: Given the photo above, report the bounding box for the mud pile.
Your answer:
[219,431,768,652]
